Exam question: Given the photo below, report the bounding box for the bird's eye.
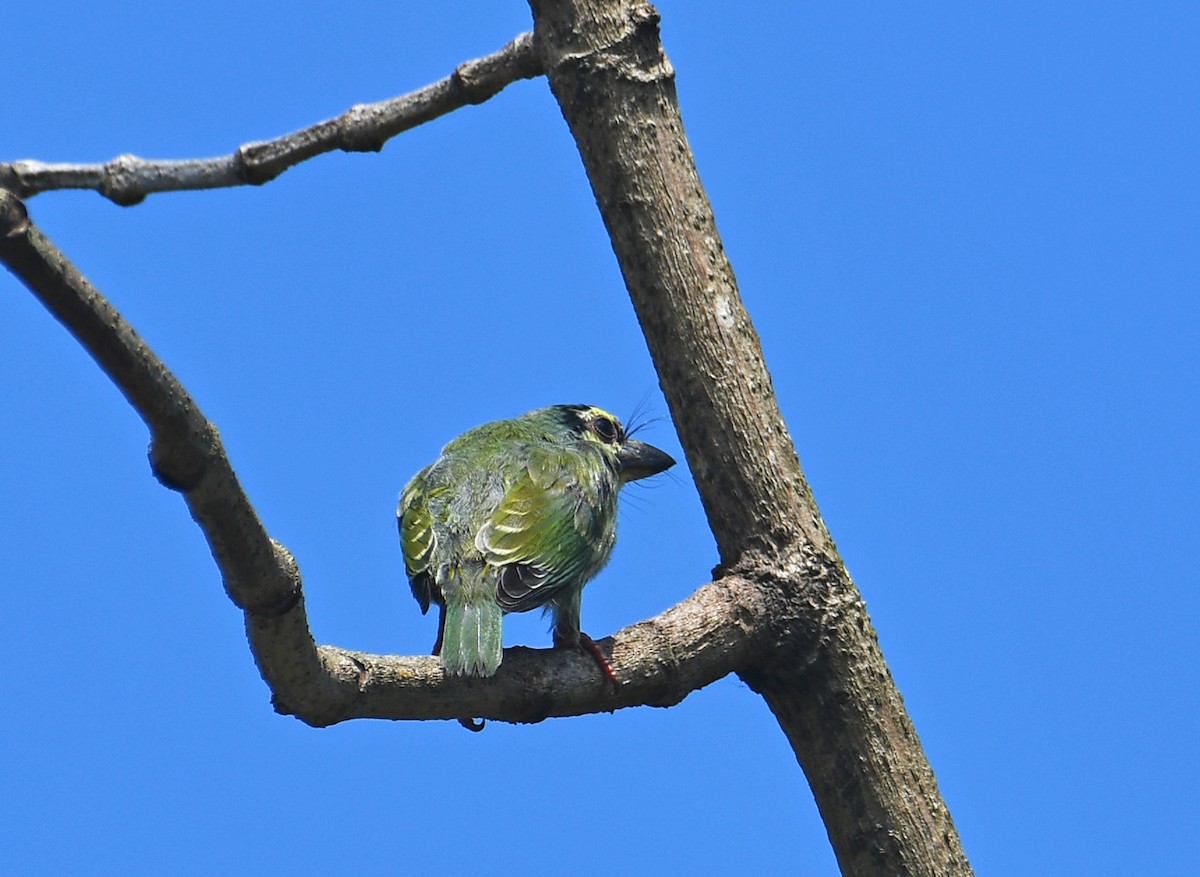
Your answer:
[590,416,620,443]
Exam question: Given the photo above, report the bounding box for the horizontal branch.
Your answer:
[0,31,542,206]
[270,575,764,727]
[0,187,772,728]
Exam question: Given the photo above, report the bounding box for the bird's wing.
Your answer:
[477,445,603,613]
[398,467,439,614]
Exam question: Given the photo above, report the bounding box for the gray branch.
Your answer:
[0,32,541,206]
[0,188,777,728]
[3,7,973,873]
[528,1,972,874]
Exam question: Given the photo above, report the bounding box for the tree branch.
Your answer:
[0,187,764,728]
[530,4,830,566]
[296,573,767,725]
[6,6,973,871]
[0,32,542,206]
[527,1,972,874]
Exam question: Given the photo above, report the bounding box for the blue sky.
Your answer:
[3,3,1197,874]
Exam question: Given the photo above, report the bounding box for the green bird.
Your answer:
[397,404,675,679]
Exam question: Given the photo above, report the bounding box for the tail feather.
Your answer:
[440,599,503,676]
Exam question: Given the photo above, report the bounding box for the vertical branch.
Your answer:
[527,2,972,874]
[530,2,830,567]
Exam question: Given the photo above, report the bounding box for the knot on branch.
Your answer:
[235,141,293,185]
[725,546,855,690]
[338,106,389,153]
[0,188,30,237]
[148,419,216,493]
[630,2,661,28]
[453,31,542,103]
[535,0,674,85]
[242,540,304,619]
[99,154,148,206]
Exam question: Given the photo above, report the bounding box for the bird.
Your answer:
[397,404,675,680]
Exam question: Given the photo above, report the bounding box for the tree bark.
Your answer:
[0,187,764,728]
[528,2,971,873]
[1,4,973,872]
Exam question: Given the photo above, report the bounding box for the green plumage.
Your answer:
[397,405,675,677]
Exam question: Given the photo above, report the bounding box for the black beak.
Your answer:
[617,439,676,482]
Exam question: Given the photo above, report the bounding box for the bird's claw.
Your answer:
[575,632,619,685]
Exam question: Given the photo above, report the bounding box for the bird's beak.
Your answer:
[617,439,676,482]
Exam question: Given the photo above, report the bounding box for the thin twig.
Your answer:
[0,32,541,206]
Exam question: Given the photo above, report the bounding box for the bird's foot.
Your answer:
[554,631,618,685]
[432,608,446,656]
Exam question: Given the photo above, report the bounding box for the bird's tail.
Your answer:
[440,597,503,677]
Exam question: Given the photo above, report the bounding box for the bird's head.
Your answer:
[538,404,676,485]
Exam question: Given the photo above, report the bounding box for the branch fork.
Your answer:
[1,8,972,872]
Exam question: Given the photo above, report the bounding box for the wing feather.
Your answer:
[477,446,611,613]
[398,468,439,614]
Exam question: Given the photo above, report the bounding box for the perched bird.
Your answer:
[397,404,675,679]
